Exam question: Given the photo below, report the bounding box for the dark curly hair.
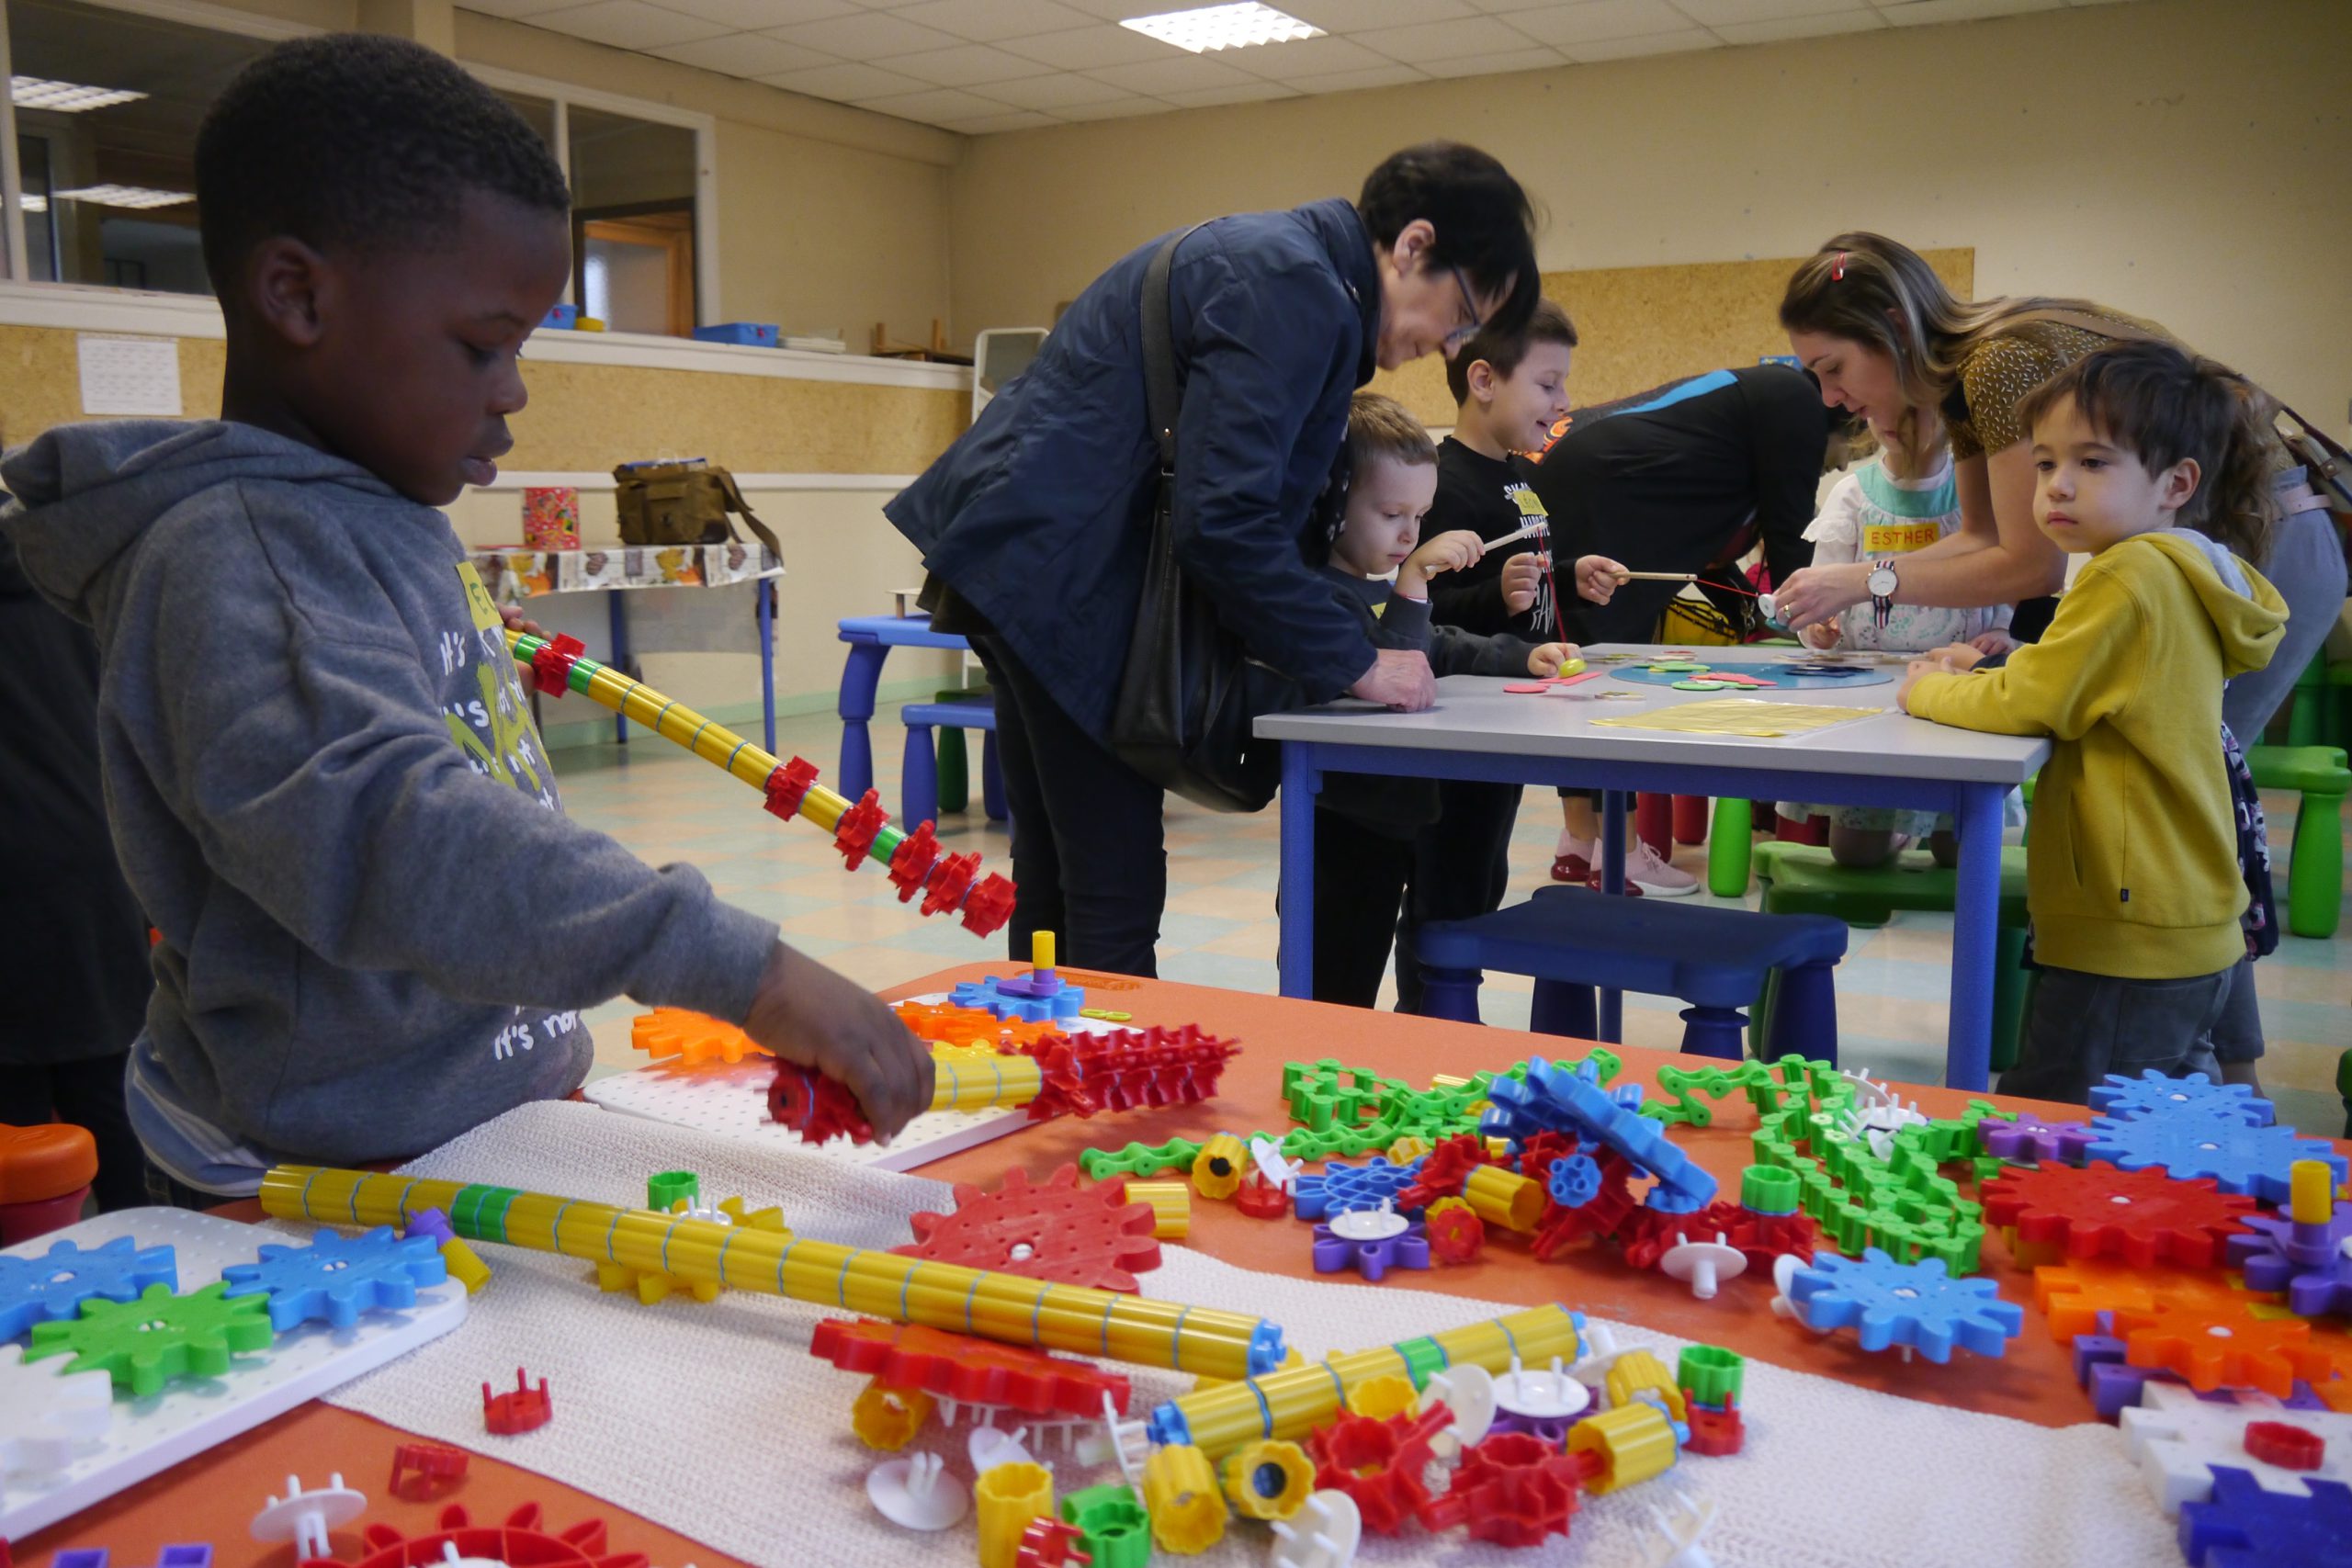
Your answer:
[196,33,569,304]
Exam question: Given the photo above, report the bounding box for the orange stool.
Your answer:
[1,1122,98,1243]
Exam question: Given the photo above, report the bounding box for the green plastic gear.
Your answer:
[27,1281,275,1395]
[1079,1136,1204,1180]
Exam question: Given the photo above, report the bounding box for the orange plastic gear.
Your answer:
[2114,1299,2352,1396]
[894,1001,1067,1054]
[1982,1161,2257,1269]
[2032,1258,2269,1340]
[893,1166,1162,1292]
[629,1009,772,1068]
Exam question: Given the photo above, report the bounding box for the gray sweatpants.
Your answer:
[2223,476,2346,740]
[1999,964,2233,1107]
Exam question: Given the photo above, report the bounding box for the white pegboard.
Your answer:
[2119,1379,2352,1514]
[0,1207,468,1540]
[583,993,1128,1173]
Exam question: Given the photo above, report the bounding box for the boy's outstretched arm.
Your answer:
[1902,566,2143,739]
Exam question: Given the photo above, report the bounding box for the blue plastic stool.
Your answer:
[900,700,1004,829]
[1416,885,1849,1063]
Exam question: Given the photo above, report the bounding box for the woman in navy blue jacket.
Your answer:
[889,143,1539,976]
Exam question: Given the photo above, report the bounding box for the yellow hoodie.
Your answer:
[1906,531,2286,979]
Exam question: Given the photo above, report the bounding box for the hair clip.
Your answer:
[1831,251,1848,281]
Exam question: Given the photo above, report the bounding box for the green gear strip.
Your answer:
[448,1183,526,1245]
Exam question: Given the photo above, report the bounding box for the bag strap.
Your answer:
[1141,225,1203,479]
[708,465,786,566]
[1993,306,2169,344]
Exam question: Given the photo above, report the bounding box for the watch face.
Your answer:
[1868,566,1899,597]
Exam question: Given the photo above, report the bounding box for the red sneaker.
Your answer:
[1588,868,1645,897]
[1551,851,1590,884]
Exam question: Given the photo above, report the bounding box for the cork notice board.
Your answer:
[1369,247,1975,428]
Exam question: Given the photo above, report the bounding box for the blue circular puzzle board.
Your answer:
[1611,660,1894,690]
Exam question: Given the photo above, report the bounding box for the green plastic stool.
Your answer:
[932,687,974,814]
[2246,743,2348,939]
[2286,652,2352,749]
[1749,840,2032,1073]
[1706,782,2034,898]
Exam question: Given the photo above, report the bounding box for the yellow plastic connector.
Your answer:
[1463,1165,1545,1233]
[1220,1439,1313,1521]
[1386,1136,1432,1162]
[594,1257,721,1306]
[976,1461,1055,1568]
[1192,1133,1247,1201]
[718,1195,789,1233]
[1606,1348,1689,1424]
[1342,1373,1419,1421]
[1567,1401,1678,1495]
[437,1237,492,1294]
[2291,1159,2334,1225]
[1141,1443,1227,1554]
[1125,1180,1192,1241]
[850,1379,933,1450]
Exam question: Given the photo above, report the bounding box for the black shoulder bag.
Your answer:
[1106,229,1289,812]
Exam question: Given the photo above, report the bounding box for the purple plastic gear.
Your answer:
[2091,1071,2275,1128]
[2084,1113,2346,1204]
[1310,1213,1430,1282]
[2180,1466,2352,1568]
[1293,1156,1427,1222]
[0,1235,178,1341]
[1481,1055,1717,1215]
[220,1225,449,1331]
[2226,1210,2352,1317]
[1783,1247,2025,1362]
[1978,1112,2098,1166]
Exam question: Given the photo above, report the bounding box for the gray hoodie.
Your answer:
[1,421,776,1189]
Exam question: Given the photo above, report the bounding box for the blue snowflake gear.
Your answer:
[1293,1156,1426,1222]
[220,1226,448,1331]
[1784,1247,2024,1362]
[2179,1466,2352,1568]
[2089,1070,2275,1129]
[1482,1056,1717,1215]
[2084,1111,2347,1205]
[0,1235,178,1342]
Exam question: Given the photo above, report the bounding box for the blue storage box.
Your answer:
[541,303,578,330]
[694,321,780,348]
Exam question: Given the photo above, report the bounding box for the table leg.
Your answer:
[1599,788,1626,1043]
[757,581,776,757]
[606,592,629,747]
[837,640,887,798]
[1947,782,2003,1092]
[1277,744,1321,999]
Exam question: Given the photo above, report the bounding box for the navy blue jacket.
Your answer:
[887,199,1383,736]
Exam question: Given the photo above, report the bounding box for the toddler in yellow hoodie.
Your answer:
[1898,342,2287,1104]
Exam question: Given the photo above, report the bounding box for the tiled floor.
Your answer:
[554,699,2352,1138]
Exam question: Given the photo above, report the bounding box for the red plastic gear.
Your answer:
[1235,1173,1291,1219]
[808,1319,1130,1419]
[1305,1406,1453,1535]
[832,789,888,868]
[1684,1397,1745,1457]
[767,1060,874,1145]
[893,1166,1162,1292]
[1424,1201,1486,1266]
[1395,1134,1493,1213]
[918,850,980,919]
[1980,1160,2257,1269]
[2244,1420,2326,1471]
[1016,1517,1093,1568]
[1530,1151,1636,1262]
[1023,1026,1240,1122]
[1417,1430,1583,1547]
[387,1441,469,1500]
[887,820,942,901]
[1515,1130,1582,1188]
[527,634,585,697]
[338,1502,644,1568]
[1698,1199,1821,1269]
[1619,1207,1690,1271]
[957,871,1017,936]
[481,1368,552,1435]
[763,756,819,822]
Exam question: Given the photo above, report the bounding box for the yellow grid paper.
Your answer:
[1592,697,1876,739]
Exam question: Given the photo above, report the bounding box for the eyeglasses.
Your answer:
[1442,265,1486,352]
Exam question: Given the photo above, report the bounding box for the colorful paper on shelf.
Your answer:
[1592,698,1876,739]
[523,487,582,550]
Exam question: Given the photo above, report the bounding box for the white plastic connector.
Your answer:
[867,1450,969,1531]
[250,1472,368,1560]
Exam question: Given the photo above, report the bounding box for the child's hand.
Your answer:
[1397,530,1485,595]
[1799,622,1842,651]
[741,942,933,1141]
[1527,642,1584,678]
[1924,642,1986,672]
[1499,551,1544,615]
[1896,658,1941,714]
[499,603,548,639]
[1575,555,1624,605]
[1969,628,2018,658]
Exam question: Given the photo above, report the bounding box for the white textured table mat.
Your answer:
[301,1103,2173,1567]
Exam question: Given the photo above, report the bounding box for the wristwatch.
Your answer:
[1866,558,1899,630]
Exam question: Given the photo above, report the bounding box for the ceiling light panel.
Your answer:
[1121,4,1323,54]
[52,185,195,209]
[12,74,147,112]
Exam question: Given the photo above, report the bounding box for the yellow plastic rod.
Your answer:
[261,1166,1284,1379]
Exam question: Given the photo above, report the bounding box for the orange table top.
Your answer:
[22,962,2342,1568]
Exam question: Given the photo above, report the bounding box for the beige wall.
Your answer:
[944,0,2352,426]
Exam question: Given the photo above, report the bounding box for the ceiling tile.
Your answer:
[758,60,934,96]
[1221,35,1400,79]
[768,9,965,54]
[996,24,1176,69]
[1878,0,2062,21]
[1034,0,1168,17]
[650,0,856,28]
[528,1,733,50]
[1493,0,1688,46]
[1294,62,1427,92]
[981,70,1134,107]
[650,32,842,73]
[1712,11,1883,43]
[854,85,1023,120]
[1351,15,1553,62]
[1667,0,1867,23]
[447,0,578,19]
[1284,0,1477,29]
[1415,43,1567,75]
[943,108,1060,132]
[1562,27,1714,58]
[1054,94,1173,120]
[875,40,1048,83]
[1159,79,1304,107]
[1084,53,1257,94]
[886,0,1102,42]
